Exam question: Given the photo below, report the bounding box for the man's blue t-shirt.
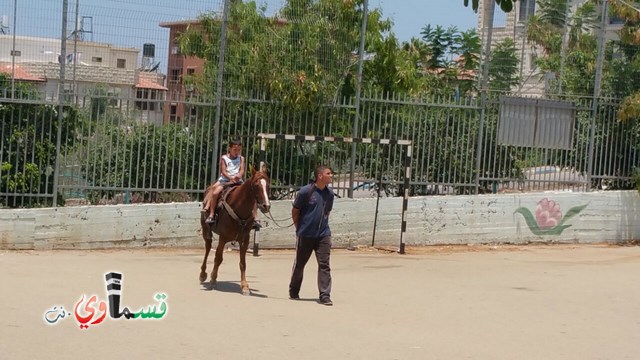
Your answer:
[293,183,334,238]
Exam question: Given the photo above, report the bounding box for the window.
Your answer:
[62,83,75,103]
[170,68,182,83]
[171,41,180,55]
[92,57,102,63]
[107,88,121,107]
[184,68,196,94]
[135,89,158,111]
[609,15,625,25]
[185,104,198,117]
[117,58,126,69]
[169,104,178,122]
[518,0,535,22]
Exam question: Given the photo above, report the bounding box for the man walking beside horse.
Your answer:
[289,165,335,306]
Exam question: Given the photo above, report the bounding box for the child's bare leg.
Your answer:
[203,181,221,220]
[203,187,215,211]
[207,185,223,219]
[208,192,219,218]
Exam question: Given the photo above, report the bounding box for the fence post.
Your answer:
[211,0,230,183]
[10,0,17,98]
[53,0,69,208]
[348,0,368,199]
[475,0,495,194]
[587,0,608,191]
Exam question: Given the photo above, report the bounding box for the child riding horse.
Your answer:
[199,165,271,295]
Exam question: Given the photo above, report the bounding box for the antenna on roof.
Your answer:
[68,15,93,41]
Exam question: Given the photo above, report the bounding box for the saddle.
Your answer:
[210,183,240,235]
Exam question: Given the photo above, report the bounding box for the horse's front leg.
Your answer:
[210,238,225,287]
[200,213,213,282]
[200,237,212,282]
[239,235,251,295]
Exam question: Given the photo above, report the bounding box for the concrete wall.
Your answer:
[1,191,639,250]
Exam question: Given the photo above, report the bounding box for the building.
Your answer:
[0,34,167,125]
[159,20,205,124]
[476,0,624,97]
[159,16,287,123]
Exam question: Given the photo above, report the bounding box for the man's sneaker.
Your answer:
[205,216,215,224]
[319,298,333,306]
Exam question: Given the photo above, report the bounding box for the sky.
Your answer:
[371,0,479,41]
[2,0,480,70]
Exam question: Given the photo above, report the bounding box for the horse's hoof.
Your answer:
[199,273,207,282]
[210,280,217,289]
[242,288,251,296]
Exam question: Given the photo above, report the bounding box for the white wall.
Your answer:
[1,191,638,250]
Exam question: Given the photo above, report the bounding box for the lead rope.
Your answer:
[263,209,295,228]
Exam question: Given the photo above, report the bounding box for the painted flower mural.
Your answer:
[535,198,563,230]
[515,198,587,235]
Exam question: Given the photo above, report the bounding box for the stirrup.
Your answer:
[251,220,262,230]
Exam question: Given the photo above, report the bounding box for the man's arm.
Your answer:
[292,207,301,230]
[326,192,334,213]
[291,186,308,230]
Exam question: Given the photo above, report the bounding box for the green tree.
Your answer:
[488,38,520,92]
[0,74,78,207]
[179,0,386,110]
[420,25,459,69]
[526,0,599,96]
[456,29,482,71]
[81,120,209,202]
[610,0,640,122]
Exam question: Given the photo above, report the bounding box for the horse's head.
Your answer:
[249,164,271,214]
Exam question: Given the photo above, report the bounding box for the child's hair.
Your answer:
[228,139,241,148]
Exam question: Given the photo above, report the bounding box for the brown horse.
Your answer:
[199,165,271,295]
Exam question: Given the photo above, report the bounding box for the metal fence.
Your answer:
[2,86,639,208]
[1,0,639,208]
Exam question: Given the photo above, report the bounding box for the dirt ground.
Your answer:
[2,244,639,360]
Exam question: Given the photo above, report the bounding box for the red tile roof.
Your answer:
[135,76,167,91]
[0,63,46,82]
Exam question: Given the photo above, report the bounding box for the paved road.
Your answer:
[1,245,639,360]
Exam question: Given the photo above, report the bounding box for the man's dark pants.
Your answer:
[289,235,332,301]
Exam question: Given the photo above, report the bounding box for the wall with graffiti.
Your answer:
[1,191,639,249]
[398,191,640,245]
